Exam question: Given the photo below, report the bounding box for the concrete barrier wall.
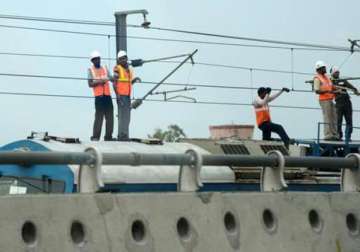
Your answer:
[0,192,358,252]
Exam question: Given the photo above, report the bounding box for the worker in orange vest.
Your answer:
[88,51,114,141]
[313,61,340,141]
[113,50,140,141]
[253,87,291,148]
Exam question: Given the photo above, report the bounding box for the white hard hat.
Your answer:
[90,51,101,60]
[315,60,326,70]
[330,66,339,74]
[117,50,127,58]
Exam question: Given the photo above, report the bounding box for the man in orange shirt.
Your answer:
[113,51,139,141]
[253,87,291,148]
[88,51,114,141]
[313,61,340,141]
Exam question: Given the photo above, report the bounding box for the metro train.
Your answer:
[0,133,343,195]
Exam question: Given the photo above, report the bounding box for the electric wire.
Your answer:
[0,50,315,76]
[338,52,353,69]
[0,23,347,52]
[0,90,338,111]
[290,48,295,90]
[0,14,355,52]
[158,60,314,76]
[0,14,115,26]
[145,25,358,52]
[0,24,109,37]
[0,72,314,93]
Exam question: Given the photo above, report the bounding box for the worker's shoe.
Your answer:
[104,137,117,141]
[90,136,100,141]
[324,136,338,141]
[118,134,129,142]
[117,137,129,142]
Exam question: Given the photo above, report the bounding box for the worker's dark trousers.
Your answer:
[259,121,290,146]
[92,95,114,140]
[117,95,131,141]
[336,99,353,140]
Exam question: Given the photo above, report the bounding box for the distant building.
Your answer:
[209,124,254,140]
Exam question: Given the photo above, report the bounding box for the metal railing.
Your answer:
[0,148,359,193]
[317,122,360,144]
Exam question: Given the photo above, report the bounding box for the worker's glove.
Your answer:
[131,99,143,109]
[282,87,290,93]
[266,87,272,94]
[132,77,142,84]
[332,89,342,94]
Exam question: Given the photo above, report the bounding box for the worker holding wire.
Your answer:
[113,50,140,141]
[330,66,359,141]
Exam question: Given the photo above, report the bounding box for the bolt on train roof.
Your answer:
[0,135,235,186]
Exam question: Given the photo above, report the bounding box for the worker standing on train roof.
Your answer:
[113,50,140,141]
[330,66,359,141]
[88,51,115,141]
[313,61,340,141]
[253,86,291,149]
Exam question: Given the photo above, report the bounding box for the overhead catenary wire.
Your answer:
[145,25,359,52]
[0,90,348,112]
[0,70,358,96]
[0,50,316,76]
[0,23,348,52]
[338,52,354,69]
[0,14,355,52]
[0,72,315,93]
[159,60,314,76]
[0,14,116,26]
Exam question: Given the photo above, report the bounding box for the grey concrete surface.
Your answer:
[0,192,358,251]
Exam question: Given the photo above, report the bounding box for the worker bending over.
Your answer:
[113,51,139,141]
[88,51,114,141]
[253,87,291,148]
[330,66,359,141]
[313,61,339,141]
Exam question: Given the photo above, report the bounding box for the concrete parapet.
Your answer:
[0,192,358,251]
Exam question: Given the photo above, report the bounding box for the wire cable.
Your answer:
[290,48,295,90]
[0,24,109,37]
[0,14,115,26]
[0,50,315,76]
[158,60,314,76]
[0,72,314,93]
[338,52,353,69]
[0,14,355,52]
[0,90,337,111]
[145,25,358,52]
[0,23,347,52]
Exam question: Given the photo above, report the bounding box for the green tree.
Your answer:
[148,124,186,142]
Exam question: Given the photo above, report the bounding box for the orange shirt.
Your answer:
[89,66,110,96]
[113,65,134,96]
[314,74,334,101]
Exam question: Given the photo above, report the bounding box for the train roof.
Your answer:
[0,138,235,185]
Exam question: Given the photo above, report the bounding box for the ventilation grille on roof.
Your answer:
[221,144,250,155]
[260,145,288,155]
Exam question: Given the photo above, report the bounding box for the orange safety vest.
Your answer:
[255,104,271,126]
[315,74,334,101]
[90,66,110,97]
[114,65,133,96]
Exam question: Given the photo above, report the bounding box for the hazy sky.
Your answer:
[0,0,359,143]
